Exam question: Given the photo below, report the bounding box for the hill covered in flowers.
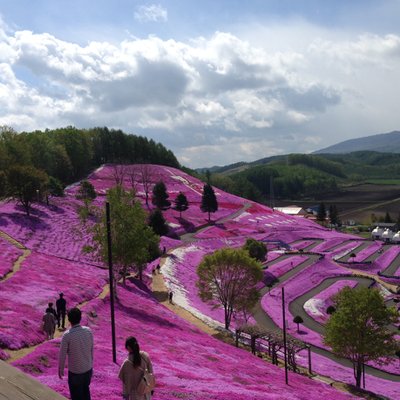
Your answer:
[0,164,399,399]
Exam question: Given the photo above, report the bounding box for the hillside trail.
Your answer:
[5,283,110,363]
[0,230,31,283]
[152,255,219,337]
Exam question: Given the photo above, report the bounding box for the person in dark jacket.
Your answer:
[56,293,67,329]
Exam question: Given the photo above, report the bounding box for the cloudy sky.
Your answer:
[0,1,399,168]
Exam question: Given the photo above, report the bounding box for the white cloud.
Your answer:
[134,4,168,23]
[0,17,399,167]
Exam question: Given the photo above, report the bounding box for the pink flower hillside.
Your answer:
[13,282,355,400]
[0,251,106,350]
[303,280,358,324]
[0,235,23,278]
[0,199,99,264]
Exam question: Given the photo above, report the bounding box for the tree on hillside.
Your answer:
[152,181,171,210]
[200,183,218,222]
[197,248,263,330]
[76,180,97,203]
[317,202,326,222]
[7,165,49,216]
[90,187,159,292]
[140,164,153,208]
[148,209,169,236]
[243,238,267,262]
[173,192,189,218]
[0,171,6,198]
[293,315,303,333]
[324,287,398,388]
[76,180,97,219]
[329,204,340,226]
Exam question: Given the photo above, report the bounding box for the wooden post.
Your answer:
[308,346,312,375]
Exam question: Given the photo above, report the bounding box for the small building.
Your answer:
[381,228,394,242]
[392,231,400,243]
[371,227,384,239]
[274,206,307,217]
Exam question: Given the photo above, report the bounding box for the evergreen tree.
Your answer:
[148,209,169,236]
[152,181,171,210]
[324,287,398,388]
[384,211,392,223]
[329,204,340,226]
[173,192,189,218]
[200,183,218,222]
[317,202,326,222]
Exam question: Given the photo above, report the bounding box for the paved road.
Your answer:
[254,260,400,382]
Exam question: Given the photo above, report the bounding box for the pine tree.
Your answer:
[317,202,326,222]
[152,181,171,210]
[200,183,218,222]
[148,209,169,236]
[173,192,189,218]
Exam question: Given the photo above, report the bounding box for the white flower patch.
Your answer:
[162,245,222,329]
[232,211,251,222]
[303,298,325,317]
[168,222,180,228]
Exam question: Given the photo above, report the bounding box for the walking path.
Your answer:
[0,230,31,283]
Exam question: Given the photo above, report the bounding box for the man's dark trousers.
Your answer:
[68,369,92,400]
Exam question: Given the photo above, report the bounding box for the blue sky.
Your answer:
[0,1,399,167]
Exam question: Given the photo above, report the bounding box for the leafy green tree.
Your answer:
[324,287,399,388]
[0,171,6,198]
[197,248,263,330]
[293,315,303,333]
[152,181,171,210]
[173,192,189,218]
[47,176,64,197]
[91,187,159,291]
[148,209,169,236]
[76,180,97,217]
[200,183,218,222]
[243,238,267,262]
[7,165,48,216]
[317,202,326,222]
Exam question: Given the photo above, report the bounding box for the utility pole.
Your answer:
[106,202,117,363]
[282,287,289,384]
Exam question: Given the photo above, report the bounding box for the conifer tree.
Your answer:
[200,183,218,222]
[152,181,171,210]
[148,209,169,236]
[173,192,189,218]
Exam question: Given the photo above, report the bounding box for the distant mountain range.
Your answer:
[314,130,400,154]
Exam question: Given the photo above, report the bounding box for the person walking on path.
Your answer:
[168,290,173,304]
[59,307,94,400]
[42,308,56,339]
[56,293,67,329]
[47,302,57,319]
[119,336,154,400]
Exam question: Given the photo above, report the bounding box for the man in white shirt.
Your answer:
[58,307,94,400]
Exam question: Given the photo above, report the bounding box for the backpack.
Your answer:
[136,361,156,396]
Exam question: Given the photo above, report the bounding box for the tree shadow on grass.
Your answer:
[116,299,180,330]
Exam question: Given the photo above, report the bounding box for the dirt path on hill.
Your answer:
[6,283,110,363]
[152,256,219,336]
[0,230,31,282]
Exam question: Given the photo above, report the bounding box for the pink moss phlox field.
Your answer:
[264,255,309,282]
[0,236,22,277]
[0,348,10,360]
[12,282,355,400]
[0,200,99,264]
[289,240,315,250]
[0,251,106,349]
[353,241,381,262]
[303,280,358,324]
